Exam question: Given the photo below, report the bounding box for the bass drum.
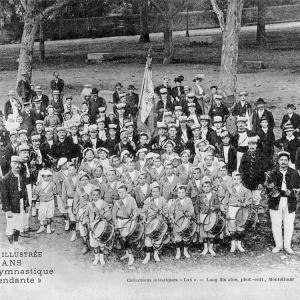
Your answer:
[203,212,225,236]
[235,207,257,228]
[92,219,114,244]
[122,219,144,244]
[174,216,196,241]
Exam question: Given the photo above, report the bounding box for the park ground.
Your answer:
[1,22,300,299]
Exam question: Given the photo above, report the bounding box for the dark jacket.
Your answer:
[266,167,300,213]
[274,137,300,164]
[256,128,275,158]
[231,101,252,117]
[89,97,107,123]
[32,94,49,111]
[218,144,237,175]
[252,109,275,133]
[171,86,184,99]
[17,79,32,102]
[4,100,21,120]
[280,113,300,137]
[156,98,174,122]
[209,103,229,122]
[239,150,270,190]
[50,78,64,92]
[1,170,29,213]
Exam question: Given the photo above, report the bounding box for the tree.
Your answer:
[256,0,267,46]
[138,0,150,43]
[17,0,75,83]
[211,0,244,101]
[150,0,190,64]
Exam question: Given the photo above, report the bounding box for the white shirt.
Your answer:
[128,170,136,181]
[90,138,97,149]
[155,165,163,174]
[72,176,77,185]
[223,145,230,163]
[182,162,190,173]
[167,175,174,183]
[72,135,78,144]
[140,184,148,196]
[280,170,287,191]
[154,197,160,206]
[238,131,248,147]
[139,160,146,170]
[201,128,208,139]
[195,179,201,190]
[47,140,53,148]
[83,183,92,195]
[258,109,264,119]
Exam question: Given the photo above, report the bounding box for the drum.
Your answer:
[203,212,225,236]
[235,207,257,228]
[92,219,114,244]
[120,219,144,243]
[174,216,196,240]
[145,218,168,241]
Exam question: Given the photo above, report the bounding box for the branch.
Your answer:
[210,0,225,32]
[38,0,74,21]
[150,0,165,16]
[19,0,27,10]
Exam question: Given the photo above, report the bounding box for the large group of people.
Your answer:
[1,70,300,267]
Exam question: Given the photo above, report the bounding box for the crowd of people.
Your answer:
[1,70,300,267]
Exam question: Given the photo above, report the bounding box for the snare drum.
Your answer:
[145,218,168,241]
[120,219,144,243]
[203,212,225,236]
[92,219,114,244]
[174,217,196,240]
[235,207,257,228]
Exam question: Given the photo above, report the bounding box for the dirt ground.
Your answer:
[1,23,300,299]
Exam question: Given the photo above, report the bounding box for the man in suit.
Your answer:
[266,151,300,254]
[231,91,252,117]
[219,130,237,175]
[156,88,174,122]
[126,85,139,120]
[49,90,64,122]
[155,75,172,96]
[32,86,49,111]
[1,156,29,249]
[50,71,64,94]
[17,72,32,103]
[252,98,275,133]
[280,104,300,137]
[171,76,185,103]
[89,88,107,124]
[20,102,35,135]
[31,98,46,122]
[40,127,57,168]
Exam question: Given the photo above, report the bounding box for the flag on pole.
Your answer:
[137,55,156,135]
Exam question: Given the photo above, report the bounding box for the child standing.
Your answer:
[33,169,58,234]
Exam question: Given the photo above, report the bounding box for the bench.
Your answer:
[87,52,112,63]
[189,35,214,45]
[243,60,267,70]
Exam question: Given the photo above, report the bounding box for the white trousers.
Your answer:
[57,195,68,214]
[5,198,26,235]
[38,200,55,225]
[269,197,295,249]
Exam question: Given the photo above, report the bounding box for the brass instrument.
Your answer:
[265,171,280,198]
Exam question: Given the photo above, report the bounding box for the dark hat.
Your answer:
[115,82,123,88]
[260,116,268,122]
[128,85,137,90]
[256,98,266,106]
[91,88,98,95]
[174,75,184,83]
[286,104,296,110]
[66,96,73,100]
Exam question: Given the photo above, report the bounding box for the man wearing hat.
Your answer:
[49,90,64,123]
[31,96,46,123]
[167,123,184,154]
[252,98,275,133]
[1,156,29,249]
[32,120,46,143]
[280,104,300,138]
[20,102,35,135]
[218,130,237,175]
[231,91,252,118]
[209,94,229,122]
[104,124,120,155]
[171,75,185,102]
[52,127,73,160]
[239,135,270,205]
[149,122,168,154]
[112,82,124,104]
[191,74,205,100]
[275,124,300,169]
[88,88,107,124]
[126,85,139,120]
[160,161,180,201]
[231,116,254,170]
[155,76,172,96]
[266,151,300,254]
[114,129,135,156]
[40,127,58,168]
[17,72,32,103]
[156,88,174,122]
[32,86,49,111]
[50,71,64,94]
[133,169,151,208]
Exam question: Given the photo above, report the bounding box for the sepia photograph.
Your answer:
[0,0,300,299]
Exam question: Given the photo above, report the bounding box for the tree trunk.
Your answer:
[17,14,39,83]
[139,0,150,43]
[162,15,173,64]
[256,0,267,46]
[39,20,45,62]
[219,0,244,101]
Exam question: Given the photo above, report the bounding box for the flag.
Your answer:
[137,56,156,136]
